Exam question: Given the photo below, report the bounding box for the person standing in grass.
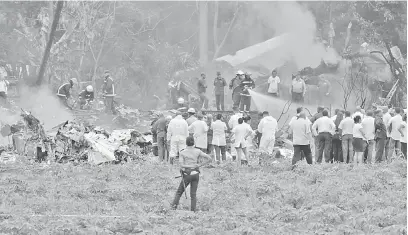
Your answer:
[211,114,227,163]
[398,113,407,159]
[167,111,189,165]
[171,136,212,212]
[231,118,252,166]
[188,113,208,152]
[352,115,367,164]
[152,112,167,161]
[257,111,278,155]
[242,116,255,165]
[331,110,344,162]
[290,112,313,165]
[387,107,403,159]
[382,107,393,160]
[374,110,387,162]
[339,111,354,163]
[228,107,243,161]
[205,114,214,155]
[312,109,335,163]
[362,110,376,163]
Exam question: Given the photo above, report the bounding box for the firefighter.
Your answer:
[102,70,116,114]
[78,85,95,110]
[240,72,255,112]
[229,70,244,110]
[57,78,78,109]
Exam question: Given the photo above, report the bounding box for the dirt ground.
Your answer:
[0,156,405,234]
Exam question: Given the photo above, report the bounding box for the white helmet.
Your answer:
[86,85,93,92]
[236,70,244,75]
[177,97,185,104]
[70,78,78,85]
[187,108,196,113]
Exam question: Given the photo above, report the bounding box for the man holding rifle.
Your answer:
[170,136,212,212]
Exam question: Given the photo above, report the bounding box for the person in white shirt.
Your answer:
[398,113,407,159]
[290,111,313,165]
[338,111,354,163]
[257,111,278,155]
[211,114,228,163]
[289,107,311,126]
[387,107,403,158]
[267,69,280,97]
[352,106,365,119]
[188,113,208,152]
[361,110,376,163]
[242,116,256,165]
[231,118,253,166]
[312,110,335,163]
[228,107,243,160]
[290,74,306,103]
[382,107,392,160]
[167,111,189,164]
[352,115,367,164]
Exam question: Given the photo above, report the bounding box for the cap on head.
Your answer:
[86,85,93,92]
[217,71,221,75]
[177,97,185,104]
[187,108,196,113]
[236,70,244,75]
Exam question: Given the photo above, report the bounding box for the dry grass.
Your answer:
[0,157,406,234]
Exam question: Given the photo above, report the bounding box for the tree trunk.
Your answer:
[199,1,208,66]
[36,1,64,86]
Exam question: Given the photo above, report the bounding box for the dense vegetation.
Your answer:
[0,158,406,234]
[0,1,406,107]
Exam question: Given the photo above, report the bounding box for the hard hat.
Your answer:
[245,71,252,76]
[177,97,185,104]
[70,78,78,85]
[86,85,93,92]
[236,70,244,75]
[187,108,196,113]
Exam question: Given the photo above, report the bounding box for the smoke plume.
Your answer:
[251,2,340,70]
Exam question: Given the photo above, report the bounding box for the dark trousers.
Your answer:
[157,136,166,161]
[401,142,407,159]
[332,139,342,162]
[58,96,71,109]
[292,145,313,165]
[199,92,208,109]
[172,173,199,212]
[375,138,385,162]
[215,94,224,111]
[316,132,332,163]
[384,137,391,160]
[292,92,304,103]
[240,96,251,111]
[232,92,241,109]
[104,96,116,114]
[0,91,7,106]
[214,145,226,161]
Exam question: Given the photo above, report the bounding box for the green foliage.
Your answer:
[0,158,405,234]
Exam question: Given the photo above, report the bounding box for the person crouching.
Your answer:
[78,85,95,109]
[171,136,212,212]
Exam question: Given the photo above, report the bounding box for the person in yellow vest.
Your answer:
[290,74,306,103]
[102,70,116,114]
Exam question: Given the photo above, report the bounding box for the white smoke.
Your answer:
[251,2,341,70]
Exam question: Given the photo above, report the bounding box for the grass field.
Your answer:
[0,157,406,234]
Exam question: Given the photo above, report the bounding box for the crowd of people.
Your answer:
[158,102,408,212]
[152,106,279,166]
[290,105,407,166]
